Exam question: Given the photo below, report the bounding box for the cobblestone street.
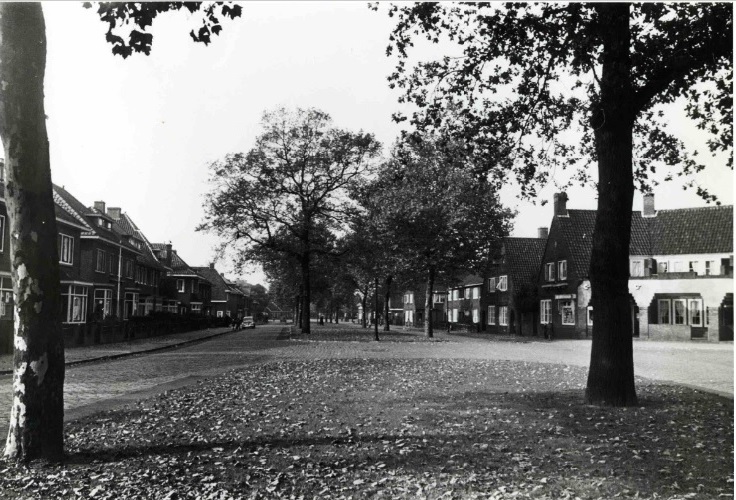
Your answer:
[0,323,732,439]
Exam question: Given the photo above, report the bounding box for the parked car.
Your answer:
[241,316,256,329]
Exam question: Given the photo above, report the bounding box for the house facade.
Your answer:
[446,275,483,330]
[484,234,547,336]
[152,244,212,315]
[627,195,733,342]
[193,264,248,319]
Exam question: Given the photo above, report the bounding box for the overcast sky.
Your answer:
[42,3,733,288]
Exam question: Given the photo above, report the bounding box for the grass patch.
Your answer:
[0,359,732,499]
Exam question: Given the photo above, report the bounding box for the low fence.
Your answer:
[0,314,232,354]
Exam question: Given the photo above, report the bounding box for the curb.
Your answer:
[0,328,236,376]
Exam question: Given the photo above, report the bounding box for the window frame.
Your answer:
[488,277,496,292]
[630,260,643,277]
[499,306,508,326]
[560,299,575,325]
[688,299,703,327]
[96,249,105,273]
[93,288,113,319]
[558,260,567,281]
[658,299,671,324]
[487,305,495,325]
[540,299,551,324]
[63,285,88,324]
[177,279,185,293]
[545,262,555,282]
[497,276,508,291]
[59,233,74,265]
[472,308,479,324]
[673,298,687,325]
[587,306,593,326]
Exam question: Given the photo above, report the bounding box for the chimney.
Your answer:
[553,192,568,217]
[165,243,173,268]
[93,201,106,213]
[107,207,122,220]
[209,262,215,270]
[642,193,656,217]
[537,227,549,239]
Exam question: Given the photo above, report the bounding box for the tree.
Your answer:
[1,2,241,461]
[200,108,381,334]
[371,136,513,337]
[379,3,732,405]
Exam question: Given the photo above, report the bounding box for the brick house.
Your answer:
[151,244,212,315]
[446,274,484,330]
[628,195,733,342]
[192,264,248,319]
[484,234,547,336]
[538,192,733,341]
[53,187,145,324]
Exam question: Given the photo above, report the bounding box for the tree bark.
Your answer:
[585,3,638,407]
[300,251,311,334]
[1,4,65,460]
[383,275,392,332]
[424,267,435,338]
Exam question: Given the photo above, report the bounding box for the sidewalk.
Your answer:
[0,326,235,375]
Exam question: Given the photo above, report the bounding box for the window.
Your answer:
[433,293,445,303]
[487,306,495,325]
[177,279,185,292]
[658,299,671,324]
[97,218,111,230]
[558,260,567,281]
[125,259,134,278]
[658,261,668,274]
[689,299,703,326]
[499,306,508,326]
[142,297,154,316]
[62,285,88,323]
[96,249,105,272]
[107,252,115,274]
[225,310,231,317]
[705,261,713,276]
[672,261,683,272]
[587,306,593,326]
[404,293,414,304]
[451,308,458,323]
[688,261,697,274]
[217,310,223,318]
[673,299,687,325]
[451,289,459,301]
[560,300,575,325]
[0,279,13,320]
[58,234,74,265]
[630,260,643,277]
[93,289,112,319]
[472,308,479,324]
[191,303,202,313]
[540,300,551,324]
[471,287,480,299]
[488,277,496,292]
[497,276,508,291]
[124,292,139,319]
[545,263,555,282]
[0,215,4,252]
[457,288,465,300]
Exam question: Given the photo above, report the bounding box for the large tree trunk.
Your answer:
[294,295,300,327]
[383,275,392,332]
[301,251,311,334]
[1,4,65,461]
[424,267,435,338]
[585,3,638,407]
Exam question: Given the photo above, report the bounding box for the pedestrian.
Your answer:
[319,315,324,326]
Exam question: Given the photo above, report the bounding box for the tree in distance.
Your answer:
[199,108,381,335]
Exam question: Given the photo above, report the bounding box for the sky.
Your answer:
[42,2,733,288]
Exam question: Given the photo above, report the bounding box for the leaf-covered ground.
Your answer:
[0,359,732,499]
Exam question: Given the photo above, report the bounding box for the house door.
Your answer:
[720,294,734,341]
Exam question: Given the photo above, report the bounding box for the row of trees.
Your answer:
[199,108,514,339]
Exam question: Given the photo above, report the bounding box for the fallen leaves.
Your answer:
[0,358,732,499]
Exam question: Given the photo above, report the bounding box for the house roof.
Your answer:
[191,266,231,301]
[630,206,733,256]
[152,244,208,281]
[503,237,547,285]
[552,205,733,279]
[118,214,166,270]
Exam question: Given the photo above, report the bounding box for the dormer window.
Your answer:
[97,218,111,230]
[129,237,141,249]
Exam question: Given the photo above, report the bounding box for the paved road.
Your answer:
[0,325,731,437]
